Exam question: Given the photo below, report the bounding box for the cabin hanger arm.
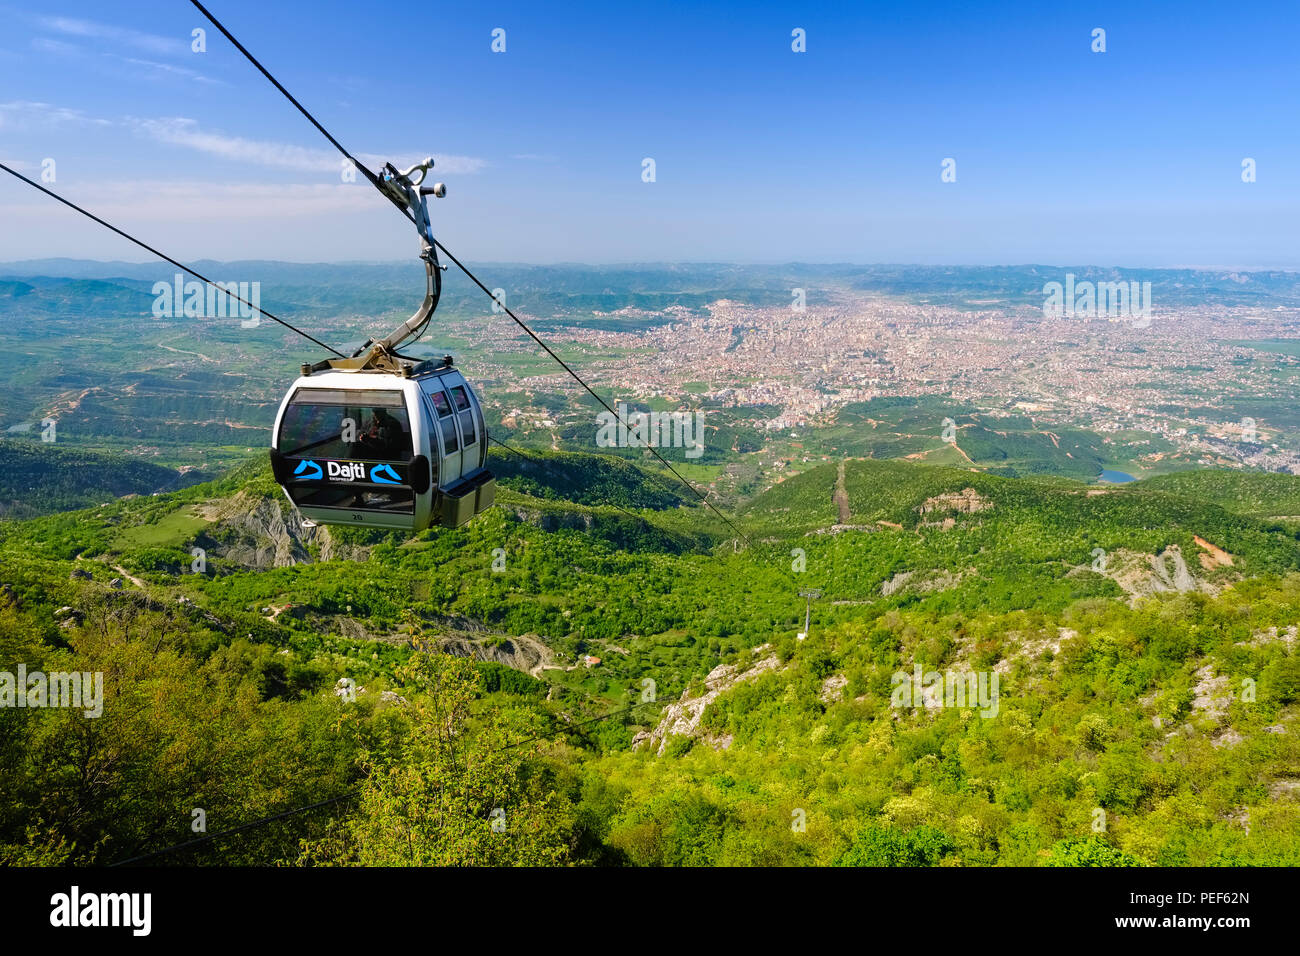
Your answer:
[377,158,447,354]
[309,158,448,375]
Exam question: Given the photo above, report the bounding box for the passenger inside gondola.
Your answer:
[278,392,415,512]
[356,407,405,460]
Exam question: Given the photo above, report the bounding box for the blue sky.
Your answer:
[1,0,1297,266]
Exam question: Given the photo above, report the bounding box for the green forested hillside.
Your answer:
[0,438,207,519]
[493,447,688,510]
[1137,469,1300,518]
[1,454,1298,866]
[803,397,1113,480]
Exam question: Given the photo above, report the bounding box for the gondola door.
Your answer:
[425,379,463,485]
[414,384,442,491]
[447,381,481,477]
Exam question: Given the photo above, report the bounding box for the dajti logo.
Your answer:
[327,461,367,481]
[152,273,261,326]
[1042,274,1152,326]
[595,403,704,459]
[890,665,999,718]
[1,665,103,718]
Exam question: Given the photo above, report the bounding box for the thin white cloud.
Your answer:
[37,15,185,57]
[134,117,486,176]
[357,152,487,176]
[114,56,227,86]
[30,37,80,56]
[134,117,340,172]
[1,98,486,179]
[0,100,112,128]
[30,18,221,84]
[1,179,383,221]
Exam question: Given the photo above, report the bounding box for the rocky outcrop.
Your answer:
[504,506,598,534]
[196,491,369,569]
[880,567,971,597]
[435,632,555,677]
[317,527,370,564]
[633,653,781,755]
[919,488,991,516]
[1151,545,1199,594]
[880,571,915,596]
[993,627,1073,675]
[1236,625,1297,649]
[1074,544,1225,605]
[335,616,396,643]
[806,524,876,536]
[1191,664,1233,721]
[820,674,848,703]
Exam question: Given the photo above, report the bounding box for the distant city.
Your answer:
[441,282,1300,480]
[2,261,1299,492]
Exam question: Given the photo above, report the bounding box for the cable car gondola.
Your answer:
[269,159,495,531]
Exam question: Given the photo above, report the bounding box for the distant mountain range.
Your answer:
[4,260,1300,321]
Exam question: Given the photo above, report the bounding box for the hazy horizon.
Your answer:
[3,256,1299,274]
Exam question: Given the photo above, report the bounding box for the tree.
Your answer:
[1044,837,1145,867]
[300,645,573,866]
[835,823,954,867]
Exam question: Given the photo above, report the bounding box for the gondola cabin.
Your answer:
[270,358,495,531]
